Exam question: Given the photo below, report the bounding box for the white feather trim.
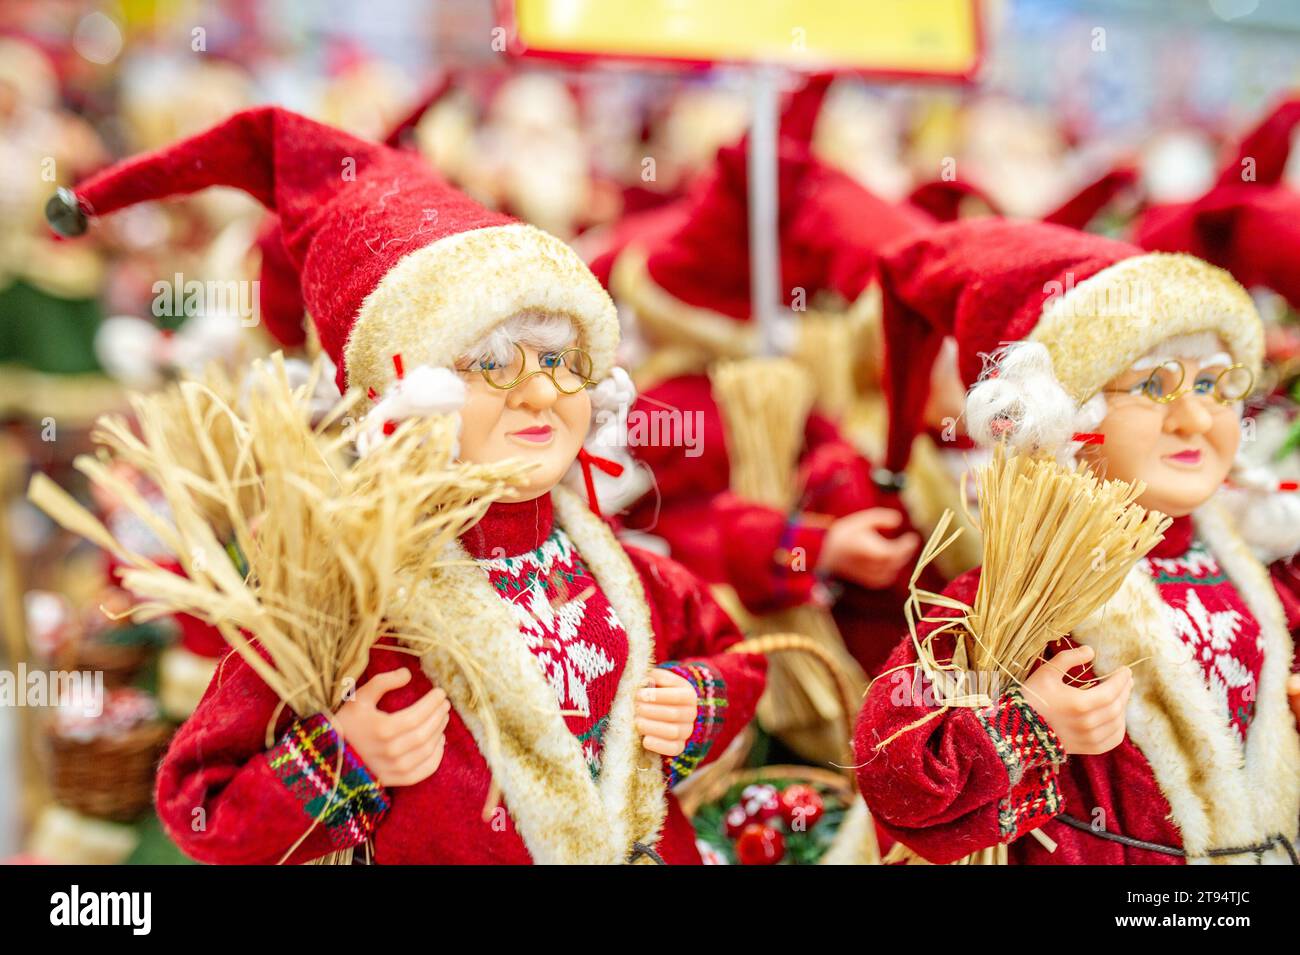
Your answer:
[1218,465,1300,564]
[966,342,1078,453]
[588,366,636,414]
[355,365,466,458]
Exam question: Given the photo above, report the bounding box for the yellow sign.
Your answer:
[507,0,983,79]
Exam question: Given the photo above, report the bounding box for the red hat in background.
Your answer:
[874,218,1262,482]
[583,198,691,289]
[47,106,618,395]
[908,163,1139,233]
[1135,96,1300,310]
[609,74,930,356]
[250,73,462,351]
[252,216,307,349]
[1214,96,1300,190]
[1042,163,1141,231]
[906,177,1000,223]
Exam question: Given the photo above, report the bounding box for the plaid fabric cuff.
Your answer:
[771,517,830,606]
[976,687,1066,842]
[658,660,727,788]
[267,713,390,849]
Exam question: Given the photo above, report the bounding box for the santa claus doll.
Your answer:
[855,217,1300,864]
[601,77,936,681]
[45,105,766,865]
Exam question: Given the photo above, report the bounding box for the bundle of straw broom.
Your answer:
[29,355,530,863]
[710,357,868,765]
[884,442,1170,864]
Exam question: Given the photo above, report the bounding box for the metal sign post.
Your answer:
[747,65,783,357]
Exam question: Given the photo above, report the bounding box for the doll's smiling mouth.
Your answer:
[1163,448,1202,467]
[508,424,554,445]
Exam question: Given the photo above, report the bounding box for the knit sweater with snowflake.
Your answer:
[460,498,629,777]
[1139,515,1263,742]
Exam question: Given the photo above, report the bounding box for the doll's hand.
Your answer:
[333,669,451,787]
[1287,673,1300,729]
[817,508,920,589]
[1021,646,1132,756]
[636,668,697,758]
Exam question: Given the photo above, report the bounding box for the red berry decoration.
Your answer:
[779,784,825,831]
[724,803,750,838]
[735,823,785,865]
[739,783,781,822]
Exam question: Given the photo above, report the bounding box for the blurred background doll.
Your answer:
[591,78,935,765]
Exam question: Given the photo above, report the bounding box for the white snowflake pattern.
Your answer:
[1158,588,1253,722]
[491,532,619,718]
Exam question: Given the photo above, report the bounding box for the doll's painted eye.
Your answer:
[539,351,563,369]
[1137,376,1164,398]
[1192,374,1216,395]
[477,356,502,371]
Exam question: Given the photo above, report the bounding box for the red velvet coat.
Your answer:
[622,373,935,675]
[156,489,765,865]
[855,509,1300,865]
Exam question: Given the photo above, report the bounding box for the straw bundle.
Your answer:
[710,358,813,508]
[709,358,867,765]
[965,448,1168,679]
[791,312,858,421]
[112,364,253,537]
[903,445,1170,697]
[29,355,530,861]
[887,443,1169,864]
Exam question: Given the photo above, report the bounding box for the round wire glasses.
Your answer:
[1103,359,1255,409]
[467,343,595,395]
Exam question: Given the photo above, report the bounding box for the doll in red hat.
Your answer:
[48,105,765,865]
[854,217,1300,865]
[600,78,935,687]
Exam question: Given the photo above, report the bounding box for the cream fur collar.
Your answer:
[1071,501,1300,864]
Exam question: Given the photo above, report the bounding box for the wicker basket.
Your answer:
[682,633,884,864]
[726,631,862,770]
[678,631,861,819]
[53,638,153,687]
[47,720,172,821]
[678,762,853,819]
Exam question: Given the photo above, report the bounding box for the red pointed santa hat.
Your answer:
[584,198,691,290]
[1135,97,1300,310]
[906,177,1000,223]
[874,218,1263,487]
[1213,95,1300,190]
[249,75,465,351]
[46,106,618,395]
[252,215,307,349]
[609,74,930,356]
[1041,163,1140,231]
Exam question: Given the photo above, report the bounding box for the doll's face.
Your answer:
[456,343,592,501]
[1083,354,1243,517]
